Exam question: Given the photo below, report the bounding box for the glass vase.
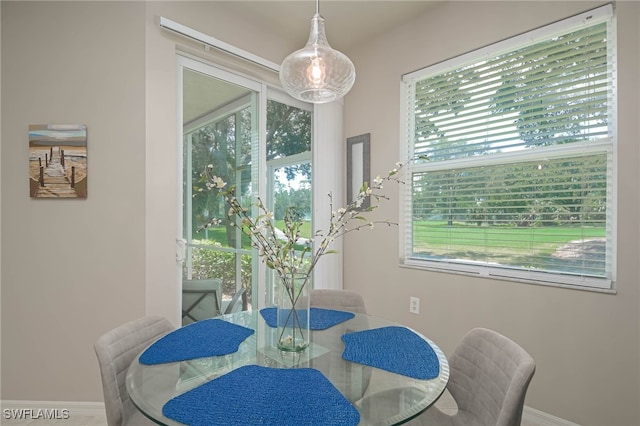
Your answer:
[276,272,311,352]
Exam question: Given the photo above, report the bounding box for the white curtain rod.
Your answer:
[159,16,281,73]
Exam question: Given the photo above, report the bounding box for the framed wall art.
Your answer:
[346,133,370,209]
[29,124,87,198]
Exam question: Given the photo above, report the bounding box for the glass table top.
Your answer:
[126,310,449,426]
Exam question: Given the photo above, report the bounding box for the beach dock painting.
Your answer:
[29,124,87,198]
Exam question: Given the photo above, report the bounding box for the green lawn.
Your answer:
[196,220,603,253]
[192,220,312,249]
[274,220,312,238]
[415,221,604,247]
[412,221,606,270]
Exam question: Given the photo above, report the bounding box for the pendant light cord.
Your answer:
[315,0,320,15]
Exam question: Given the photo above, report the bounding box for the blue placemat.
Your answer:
[163,365,360,426]
[341,326,440,379]
[139,319,254,365]
[260,307,354,330]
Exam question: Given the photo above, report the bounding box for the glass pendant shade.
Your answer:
[280,14,355,104]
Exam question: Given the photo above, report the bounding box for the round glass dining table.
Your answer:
[126,310,449,426]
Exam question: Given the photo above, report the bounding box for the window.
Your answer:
[265,98,312,227]
[400,5,616,290]
[265,97,313,304]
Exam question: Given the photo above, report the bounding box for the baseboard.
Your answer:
[0,400,105,419]
[523,405,582,426]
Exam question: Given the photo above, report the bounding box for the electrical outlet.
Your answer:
[409,296,420,314]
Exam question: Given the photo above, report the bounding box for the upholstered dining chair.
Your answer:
[94,316,174,426]
[182,278,223,325]
[309,288,367,314]
[407,327,536,426]
[223,287,247,315]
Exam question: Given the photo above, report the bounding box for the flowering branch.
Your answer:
[196,156,425,348]
[197,157,427,284]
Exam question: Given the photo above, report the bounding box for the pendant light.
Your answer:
[279,0,356,104]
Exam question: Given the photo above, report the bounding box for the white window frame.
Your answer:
[399,5,617,292]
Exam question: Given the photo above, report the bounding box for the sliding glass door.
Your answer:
[180,58,260,323]
[179,56,312,321]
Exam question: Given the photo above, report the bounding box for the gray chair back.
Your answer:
[223,287,247,315]
[447,328,536,426]
[310,289,367,313]
[182,278,223,324]
[94,316,174,426]
[354,327,535,426]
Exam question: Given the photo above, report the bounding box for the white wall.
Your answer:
[343,2,640,425]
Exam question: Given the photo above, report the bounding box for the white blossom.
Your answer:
[212,176,226,188]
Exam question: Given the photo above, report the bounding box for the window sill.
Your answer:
[399,260,616,294]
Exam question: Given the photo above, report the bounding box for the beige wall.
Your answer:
[1,1,147,401]
[0,0,291,403]
[1,1,639,424]
[343,1,640,425]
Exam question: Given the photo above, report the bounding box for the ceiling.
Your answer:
[184,69,250,126]
[183,1,443,124]
[219,1,442,52]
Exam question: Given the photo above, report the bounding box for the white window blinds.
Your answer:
[401,5,615,290]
